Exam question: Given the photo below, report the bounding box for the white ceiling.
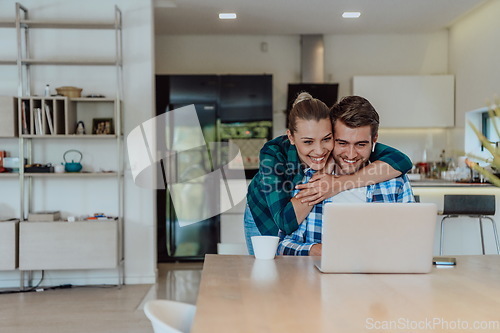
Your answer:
[154,0,488,35]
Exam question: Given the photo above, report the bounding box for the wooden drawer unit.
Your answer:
[19,221,118,270]
[0,220,19,270]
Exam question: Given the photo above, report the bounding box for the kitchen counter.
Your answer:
[410,179,493,187]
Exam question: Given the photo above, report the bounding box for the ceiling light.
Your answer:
[219,13,237,20]
[342,12,361,18]
[154,0,177,8]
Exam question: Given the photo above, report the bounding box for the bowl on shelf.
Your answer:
[55,86,83,98]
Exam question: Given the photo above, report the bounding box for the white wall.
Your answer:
[449,0,500,156]
[324,32,449,99]
[155,32,451,163]
[0,0,156,287]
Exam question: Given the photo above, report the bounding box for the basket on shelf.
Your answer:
[55,86,82,98]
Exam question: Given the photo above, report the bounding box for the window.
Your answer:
[482,111,500,150]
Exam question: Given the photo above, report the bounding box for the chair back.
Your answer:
[442,195,495,216]
[144,299,196,333]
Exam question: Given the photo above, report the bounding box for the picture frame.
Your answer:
[92,118,114,135]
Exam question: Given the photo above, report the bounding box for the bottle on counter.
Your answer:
[430,162,439,179]
[44,84,50,97]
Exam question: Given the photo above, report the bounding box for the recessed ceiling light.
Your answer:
[154,0,177,8]
[219,13,237,20]
[342,12,361,18]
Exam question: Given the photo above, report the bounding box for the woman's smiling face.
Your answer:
[287,118,333,171]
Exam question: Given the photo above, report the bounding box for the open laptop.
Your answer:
[315,202,437,274]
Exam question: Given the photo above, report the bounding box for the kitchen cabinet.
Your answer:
[218,179,249,255]
[353,75,454,128]
[219,75,273,122]
[0,3,124,286]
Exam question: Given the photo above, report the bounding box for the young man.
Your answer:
[277,96,415,256]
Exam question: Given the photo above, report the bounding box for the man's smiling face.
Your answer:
[332,120,377,175]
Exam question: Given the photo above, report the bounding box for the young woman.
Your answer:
[244,92,412,254]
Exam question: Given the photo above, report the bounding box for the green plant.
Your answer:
[468,102,500,186]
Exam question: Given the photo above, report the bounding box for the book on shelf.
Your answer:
[34,107,44,135]
[44,103,54,134]
[21,101,28,134]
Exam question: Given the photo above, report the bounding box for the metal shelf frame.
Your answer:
[13,2,125,288]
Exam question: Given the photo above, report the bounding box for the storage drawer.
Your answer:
[19,221,118,270]
[0,220,19,270]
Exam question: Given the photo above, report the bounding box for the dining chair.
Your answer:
[144,299,197,333]
[440,194,500,255]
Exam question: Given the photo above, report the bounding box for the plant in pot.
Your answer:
[467,99,500,186]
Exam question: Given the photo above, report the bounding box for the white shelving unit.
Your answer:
[0,3,124,287]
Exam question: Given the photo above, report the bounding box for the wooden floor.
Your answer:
[0,262,203,333]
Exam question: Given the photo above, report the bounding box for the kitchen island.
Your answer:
[411,180,500,255]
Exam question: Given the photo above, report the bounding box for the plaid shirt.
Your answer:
[277,171,415,255]
[246,135,413,236]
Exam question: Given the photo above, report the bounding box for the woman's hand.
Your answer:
[293,154,338,206]
[295,161,403,205]
[294,173,343,205]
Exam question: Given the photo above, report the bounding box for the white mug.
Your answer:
[251,236,279,260]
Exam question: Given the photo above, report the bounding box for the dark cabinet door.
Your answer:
[219,75,272,122]
[169,75,219,104]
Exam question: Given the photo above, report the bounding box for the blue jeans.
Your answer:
[244,204,262,255]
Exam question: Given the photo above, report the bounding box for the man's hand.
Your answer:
[309,243,322,256]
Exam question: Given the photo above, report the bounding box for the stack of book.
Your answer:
[22,103,55,135]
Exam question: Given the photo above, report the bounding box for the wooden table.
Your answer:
[191,255,500,333]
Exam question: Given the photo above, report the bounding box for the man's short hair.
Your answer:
[331,96,379,139]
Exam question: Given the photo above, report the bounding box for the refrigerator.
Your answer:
[156,76,220,261]
[156,74,272,262]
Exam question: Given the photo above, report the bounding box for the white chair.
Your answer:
[144,299,196,333]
